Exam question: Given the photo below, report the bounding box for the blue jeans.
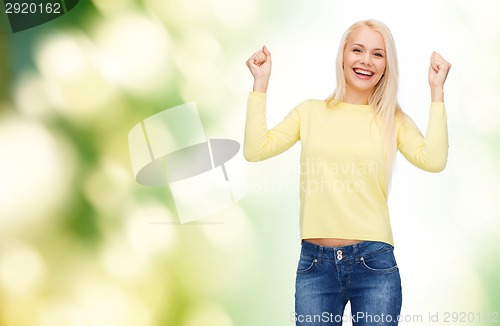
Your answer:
[294,241,402,325]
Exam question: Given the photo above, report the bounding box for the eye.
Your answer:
[374,52,384,58]
[353,48,362,53]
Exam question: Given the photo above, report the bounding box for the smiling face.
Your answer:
[343,26,387,104]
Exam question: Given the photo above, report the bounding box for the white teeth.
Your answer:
[354,69,374,76]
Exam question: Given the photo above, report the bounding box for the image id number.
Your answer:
[5,2,62,14]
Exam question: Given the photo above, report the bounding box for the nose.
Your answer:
[360,53,372,66]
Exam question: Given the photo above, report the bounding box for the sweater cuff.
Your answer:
[430,102,445,109]
[430,102,446,116]
[247,91,267,114]
[249,91,267,99]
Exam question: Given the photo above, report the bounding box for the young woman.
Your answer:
[244,20,450,325]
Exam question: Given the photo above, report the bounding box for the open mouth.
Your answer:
[353,68,375,77]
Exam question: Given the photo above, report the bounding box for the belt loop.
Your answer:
[353,242,359,258]
[318,245,324,263]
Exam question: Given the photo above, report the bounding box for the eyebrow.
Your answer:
[352,43,386,52]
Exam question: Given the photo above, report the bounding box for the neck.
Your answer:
[344,88,371,105]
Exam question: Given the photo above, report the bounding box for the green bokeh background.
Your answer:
[1,0,499,325]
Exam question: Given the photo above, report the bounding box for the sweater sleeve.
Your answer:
[397,102,449,172]
[244,92,301,161]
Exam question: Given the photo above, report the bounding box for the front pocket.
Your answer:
[296,257,318,274]
[360,250,398,273]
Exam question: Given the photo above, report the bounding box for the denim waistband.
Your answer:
[300,240,394,263]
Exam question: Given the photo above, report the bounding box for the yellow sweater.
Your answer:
[244,92,448,246]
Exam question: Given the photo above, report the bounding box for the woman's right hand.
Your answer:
[246,46,272,92]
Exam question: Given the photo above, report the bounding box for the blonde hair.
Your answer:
[326,19,403,187]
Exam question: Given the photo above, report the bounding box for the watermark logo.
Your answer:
[301,158,379,195]
[128,102,247,224]
[3,0,80,33]
[248,157,380,195]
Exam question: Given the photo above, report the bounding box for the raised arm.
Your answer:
[398,52,451,172]
[243,46,301,161]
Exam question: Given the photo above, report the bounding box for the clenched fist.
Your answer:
[246,46,272,92]
[428,52,451,102]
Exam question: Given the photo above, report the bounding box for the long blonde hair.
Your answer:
[326,19,403,187]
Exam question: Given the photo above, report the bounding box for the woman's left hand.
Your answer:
[428,52,451,101]
[428,52,451,89]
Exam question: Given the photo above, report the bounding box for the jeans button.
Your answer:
[336,250,343,260]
